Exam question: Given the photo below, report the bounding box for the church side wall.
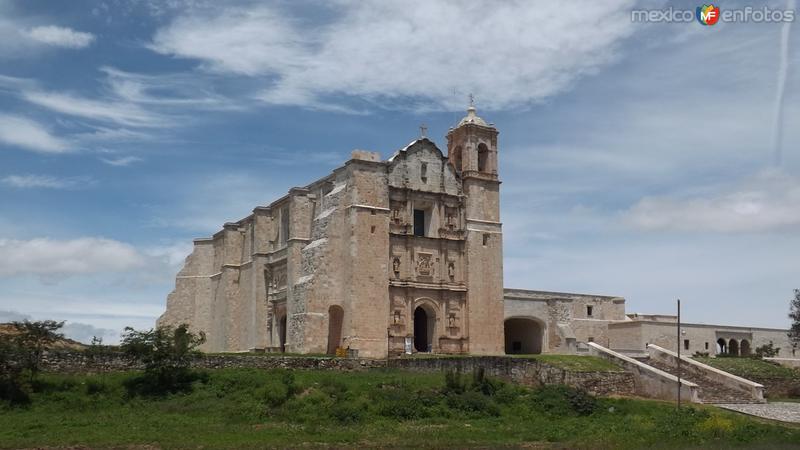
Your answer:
[344,162,390,358]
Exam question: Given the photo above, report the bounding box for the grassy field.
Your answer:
[2,368,800,449]
[695,357,800,380]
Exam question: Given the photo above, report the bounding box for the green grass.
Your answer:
[1,368,799,449]
[695,357,800,380]
[526,355,623,372]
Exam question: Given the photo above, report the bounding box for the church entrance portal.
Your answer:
[327,305,344,355]
[414,306,434,352]
[278,315,287,353]
[504,318,543,354]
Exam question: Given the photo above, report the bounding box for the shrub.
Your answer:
[330,401,365,424]
[531,385,597,417]
[120,324,206,397]
[0,335,29,406]
[446,390,500,417]
[753,343,780,358]
[377,387,431,420]
[443,370,466,394]
[9,320,64,383]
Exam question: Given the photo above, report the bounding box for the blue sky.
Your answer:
[0,0,798,343]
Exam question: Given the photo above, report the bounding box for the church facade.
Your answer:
[158,106,797,360]
[158,105,505,358]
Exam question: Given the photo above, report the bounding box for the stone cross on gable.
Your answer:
[469,93,474,107]
[419,123,427,138]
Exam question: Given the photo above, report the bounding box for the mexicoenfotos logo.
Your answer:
[632,4,795,24]
[696,4,720,25]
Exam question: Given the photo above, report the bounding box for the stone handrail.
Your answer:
[588,342,700,403]
[646,344,764,403]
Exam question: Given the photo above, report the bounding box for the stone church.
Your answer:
[159,104,504,358]
[158,105,796,360]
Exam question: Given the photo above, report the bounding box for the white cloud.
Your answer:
[0,114,68,153]
[0,238,146,278]
[24,25,95,49]
[150,1,637,110]
[624,169,800,232]
[100,155,143,166]
[22,90,165,128]
[1,174,92,189]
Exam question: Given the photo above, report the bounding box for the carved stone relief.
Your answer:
[416,253,433,277]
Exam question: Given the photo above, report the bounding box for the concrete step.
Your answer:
[641,357,761,405]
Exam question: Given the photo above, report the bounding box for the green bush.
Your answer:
[445,390,500,417]
[531,385,597,416]
[120,324,206,397]
[330,401,365,424]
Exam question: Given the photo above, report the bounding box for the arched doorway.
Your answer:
[504,318,544,354]
[728,339,739,356]
[278,315,287,353]
[716,338,727,355]
[327,305,344,355]
[740,339,751,356]
[413,306,434,352]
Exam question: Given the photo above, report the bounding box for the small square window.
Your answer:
[421,163,428,182]
[482,234,490,246]
[684,339,690,350]
[705,342,709,350]
[588,337,594,343]
[586,306,593,317]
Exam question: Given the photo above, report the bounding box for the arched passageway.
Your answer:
[728,339,739,356]
[326,305,344,355]
[716,338,727,355]
[278,315,287,353]
[504,318,544,354]
[740,339,751,356]
[413,306,435,352]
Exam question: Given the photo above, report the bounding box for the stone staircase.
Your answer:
[637,356,761,404]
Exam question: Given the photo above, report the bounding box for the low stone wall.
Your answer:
[389,356,634,397]
[757,378,800,399]
[36,351,383,373]
[588,342,701,403]
[35,351,634,397]
[765,358,800,370]
[647,344,765,403]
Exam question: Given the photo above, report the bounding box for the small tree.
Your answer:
[0,335,29,405]
[120,324,206,396]
[753,342,780,358]
[789,289,800,351]
[10,320,64,382]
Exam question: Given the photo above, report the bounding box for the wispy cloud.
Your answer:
[100,155,143,166]
[0,113,69,153]
[22,90,166,128]
[0,237,146,278]
[1,174,93,189]
[150,1,638,111]
[24,25,95,49]
[623,169,800,233]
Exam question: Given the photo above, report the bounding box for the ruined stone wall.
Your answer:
[32,352,635,397]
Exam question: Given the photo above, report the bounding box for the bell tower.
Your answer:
[446,101,504,355]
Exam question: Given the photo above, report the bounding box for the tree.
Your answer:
[10,320,64,382]
[0,335,29,405]
[120,324,206,396]
[789,289,800,351]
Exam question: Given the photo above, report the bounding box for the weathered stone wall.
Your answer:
[32,352,634,397]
